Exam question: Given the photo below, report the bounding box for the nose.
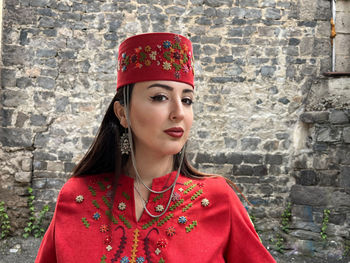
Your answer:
[169,99,184,122]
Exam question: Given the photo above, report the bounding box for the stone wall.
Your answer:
[1,0,349,261]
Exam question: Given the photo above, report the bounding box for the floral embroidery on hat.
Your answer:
[178,216,187,224]
[163,40,172,49]
[155,204,164,212]
[136,257,145,263]
[157,239,167,248]
[106,245,112,251]
[178,187,184,192]
[155,248,161,255]
[166,226,176,237]
[93,212,101,220]
[100,224,109,233]
[118,202,126,211]
[163,62,171,70]
[149,51,157,60]
[175,71,181,79]
[201,198,210,207]
[75,195,84,203]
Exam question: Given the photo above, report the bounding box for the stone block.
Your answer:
[316,127,342,142]
[15,172,32,183]
[252,165,268,176]
[299,111,329,124]
[0,128,32,147]
[265,8,281,20]
[340,166,350,188]
[330,191,350,207]
[335,34,350,56]
[343,127,350,143]
[47,161,64,172]
[0,108,13,127]
[260,66,276,77]
[165,6,185,15]
[64,162,76,173]
[315,0,331,21]
[265,154,283,165]
[33,160,48,170]
[21,158,32,172]
[317,170,338,186]
[295,170,318,186]
[215,56,234,63]
[32,178,47,189]
[292,205,314,222]
[30,114,47,126]
[241,137,261,151]
[312,38,331,57]
[291,185,329,206]
[335,55,350,72]
[37,77,55,90]
[329,110,349,124]
[232,165,253,175]
[243,154,263,164]
[204,0,231,7]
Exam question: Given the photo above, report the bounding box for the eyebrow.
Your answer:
[147,83,194,94]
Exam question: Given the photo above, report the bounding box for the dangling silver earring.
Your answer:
[120,129,131,155]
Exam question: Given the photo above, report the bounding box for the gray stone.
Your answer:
[37,77,55,89]
[64,162,76,173]
[295,170,318,186]
[1,68,16,87]
[0,108,13,126]
[0,128,32,147]
[81,137,94,149]
[33,160,48,170]
[233,165,253,175]
[316,127,342,142]
[278,97,290,105]
[300,111,329,124]
[30,114,47,126]
[265,154,283,165]
[165,6,186,15]
[329,110,349,124]
[228,28,243,37]
[14,172,32,183]
[201,36,222,44]
[340,166,350,188]
[265,8,282,20]
[239,0,258,7]
[263,140,279,151]
[241,138,261,151]
[195,17,212,25]
[260,66,276,77]
[38,17,56,28]
[215,56,234,63]
[291,185,329,206]
[253,165,268,176]
[243,154,263,164]
[344,127,350,143]
[30,0,50,7]
[289,38,301,46]
[34,151,57,161]
[204,0,231,7]
[223,137,237,149]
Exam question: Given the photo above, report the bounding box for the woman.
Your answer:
[36,33,276,263]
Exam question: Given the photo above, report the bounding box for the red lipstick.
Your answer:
[164,127,184,138]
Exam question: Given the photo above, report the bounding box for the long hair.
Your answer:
[72,84,207,180]
[72,84,248,203]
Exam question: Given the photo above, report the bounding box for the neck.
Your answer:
[126,149,174,186]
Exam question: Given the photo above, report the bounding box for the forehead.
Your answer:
[134,80,194,93]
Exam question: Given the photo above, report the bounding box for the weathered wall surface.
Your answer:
[0,0,349,262]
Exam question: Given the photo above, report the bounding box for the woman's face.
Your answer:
[127,80,194,157]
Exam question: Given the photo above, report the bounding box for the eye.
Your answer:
[150,94,168,102]
[182,98,193,105]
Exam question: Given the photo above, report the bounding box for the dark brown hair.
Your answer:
[72,84,247,202]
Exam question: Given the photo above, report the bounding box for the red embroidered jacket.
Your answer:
[36,172,276,263]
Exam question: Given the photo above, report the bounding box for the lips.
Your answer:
[164,127,184,138]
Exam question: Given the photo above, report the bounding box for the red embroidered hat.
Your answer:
[116,33,194,90]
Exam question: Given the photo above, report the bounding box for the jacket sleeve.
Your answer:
[224,182,276,263]
[35,192,61,263]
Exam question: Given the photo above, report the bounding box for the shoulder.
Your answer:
[58,173,113,201]
[180,175,238,201]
